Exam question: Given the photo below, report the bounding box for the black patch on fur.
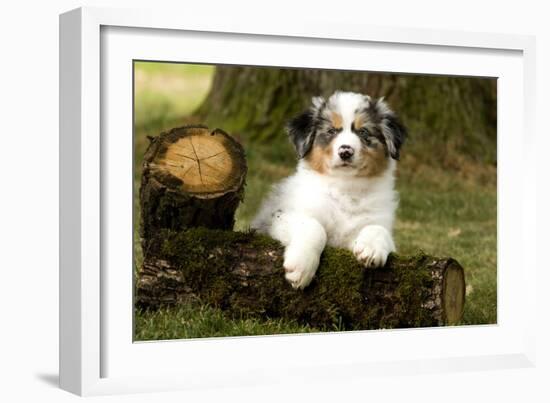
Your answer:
[365,98,408,160]
[287,97,329,158]
[383,114,407,160]
[364,103,382,124]
[287,110,316,159]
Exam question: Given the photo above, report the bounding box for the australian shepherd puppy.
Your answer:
[251,91,407,289]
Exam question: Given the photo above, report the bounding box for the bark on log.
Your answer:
[139,125,247,251]
[136,228,466,330]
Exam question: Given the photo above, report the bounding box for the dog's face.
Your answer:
[287,91,407,177]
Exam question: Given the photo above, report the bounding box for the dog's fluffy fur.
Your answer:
[251,91,407,289]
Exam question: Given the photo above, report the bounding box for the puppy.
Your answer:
[251,91,407,289]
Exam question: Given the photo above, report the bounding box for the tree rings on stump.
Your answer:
[140,125,247,246]
[146,125,246,198]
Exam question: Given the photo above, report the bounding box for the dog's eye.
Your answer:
[327,128,339,136]
[364,137,376,147]
[358,129,378,148]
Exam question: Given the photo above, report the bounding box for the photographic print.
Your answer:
[133,62,496,341]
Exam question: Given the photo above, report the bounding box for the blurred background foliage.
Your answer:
[134,62,497,340]
[198,67,497,168]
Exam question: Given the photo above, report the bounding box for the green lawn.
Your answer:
[133,61,497,341]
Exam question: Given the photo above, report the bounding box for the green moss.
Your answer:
[159,227,282,258]
[391,254,437,327]
[141,228,454,332]
[314,247,366,327]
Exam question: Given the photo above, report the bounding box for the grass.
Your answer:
[133,62,497,341]
[135,304,314,341]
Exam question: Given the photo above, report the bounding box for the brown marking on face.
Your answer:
[354,113,366,131]
[357,139,389,178]
[330,112,343,129]
[305,140,334,174]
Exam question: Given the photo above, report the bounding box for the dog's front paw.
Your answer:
[352,225,395,268]
[283,245,321,290]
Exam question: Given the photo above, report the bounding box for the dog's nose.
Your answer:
[338,145,354,161]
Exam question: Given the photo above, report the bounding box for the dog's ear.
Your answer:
[287,96,325,159]
[374,98,407,160]
[287,110,315,159]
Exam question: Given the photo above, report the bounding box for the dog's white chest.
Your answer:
[322,186,371,247]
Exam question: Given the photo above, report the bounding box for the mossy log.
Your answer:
[136,228,466,330]
[140,125,247,251]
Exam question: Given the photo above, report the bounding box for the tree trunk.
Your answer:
[139,125,247,251]
[196,66,497,167]
[136,228,465,330]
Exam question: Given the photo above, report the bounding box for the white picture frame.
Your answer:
[59,6,537,396]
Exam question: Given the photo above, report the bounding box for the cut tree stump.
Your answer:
[136,228,466,329]
[140,125,247,252]
[137,126,466,330]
